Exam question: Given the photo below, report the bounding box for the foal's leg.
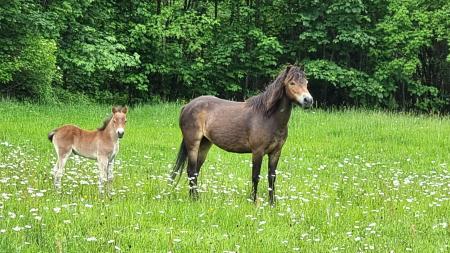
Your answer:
[97,156,109,195]
[268,150,281,205]
[251,151,264,202]
[53,149,71,191]
[107,158,115,182]
[106,157,115,195]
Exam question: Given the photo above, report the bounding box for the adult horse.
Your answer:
[170,65,313,204]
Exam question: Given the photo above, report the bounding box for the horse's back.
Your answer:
[180,96,253,152]
[180,96,246,123]
[183,95,241,108]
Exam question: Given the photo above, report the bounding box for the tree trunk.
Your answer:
[214,0,218,19]
[157,0,161,14]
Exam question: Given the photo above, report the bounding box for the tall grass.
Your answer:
[0,101,449,252]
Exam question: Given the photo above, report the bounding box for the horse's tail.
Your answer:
[169,139,188,186]
[48,130,56,142]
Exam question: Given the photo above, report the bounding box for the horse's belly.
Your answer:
[214,142,251,153]
[207,132,251,153]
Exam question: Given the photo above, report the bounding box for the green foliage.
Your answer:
[305,60,385,105]
[0,35,58,102]
[372,0,450,111]
[0,1,58,102]
[17,37,59,102]
[0,0,449,111]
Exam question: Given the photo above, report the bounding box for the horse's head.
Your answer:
[283,65,313,108]
[112,106,128,138]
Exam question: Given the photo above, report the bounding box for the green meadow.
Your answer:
[0,101,449,252]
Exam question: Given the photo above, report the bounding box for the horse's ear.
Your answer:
[122,106,128,114]
[112,106,118,113]
[282,64,293,83]
[285,64,292,73]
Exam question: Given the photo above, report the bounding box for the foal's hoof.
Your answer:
[54,185,62,194]
[106,191,115,200]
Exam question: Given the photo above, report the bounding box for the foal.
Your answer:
[170,65,313,204]
[48,106,128,194]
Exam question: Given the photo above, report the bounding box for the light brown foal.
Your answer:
[48,106,128,194]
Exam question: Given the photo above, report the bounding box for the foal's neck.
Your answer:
[102,118,118,141]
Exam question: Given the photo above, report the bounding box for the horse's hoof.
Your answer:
[189,190,199,201]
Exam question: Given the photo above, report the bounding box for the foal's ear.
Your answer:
[112,106,118,113]
[121,106,128,114]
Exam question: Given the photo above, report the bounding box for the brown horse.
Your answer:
[48,106,128,194]
[170,65,313,204]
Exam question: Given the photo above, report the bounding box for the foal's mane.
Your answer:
[97,106,127,131]
[97,114,113,131]
[247,65,303,116]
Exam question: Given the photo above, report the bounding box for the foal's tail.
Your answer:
[169,139,188,186]
[47,130,56,142]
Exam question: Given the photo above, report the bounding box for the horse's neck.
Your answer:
[272,96,292,127]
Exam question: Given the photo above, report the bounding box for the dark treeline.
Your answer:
[0,0,449,112]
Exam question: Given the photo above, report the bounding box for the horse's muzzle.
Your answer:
[118,132,124,138]
[298,94,314,108]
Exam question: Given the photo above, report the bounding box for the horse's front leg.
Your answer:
[97,157,108,195]
[251,152,263,203]
[268,150,281,206]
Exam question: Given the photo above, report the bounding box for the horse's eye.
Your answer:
[289,82,295,86]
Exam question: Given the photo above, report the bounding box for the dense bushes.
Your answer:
[0,0,449,112]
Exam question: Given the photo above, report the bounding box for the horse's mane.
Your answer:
[246,65,304,116]
[97,114,113,131]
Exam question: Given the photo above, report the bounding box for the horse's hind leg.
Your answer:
[196,138,212,173]
[185,138,202,200]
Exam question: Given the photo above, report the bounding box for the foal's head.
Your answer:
[112,106,128,138]
[283,65,313,107]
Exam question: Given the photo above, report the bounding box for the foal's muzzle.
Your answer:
[117,128,125,138]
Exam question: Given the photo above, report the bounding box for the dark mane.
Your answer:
[97,114,113,131]
[247,65,304,116]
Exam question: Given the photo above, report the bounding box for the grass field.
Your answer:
[0,101,449,252]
